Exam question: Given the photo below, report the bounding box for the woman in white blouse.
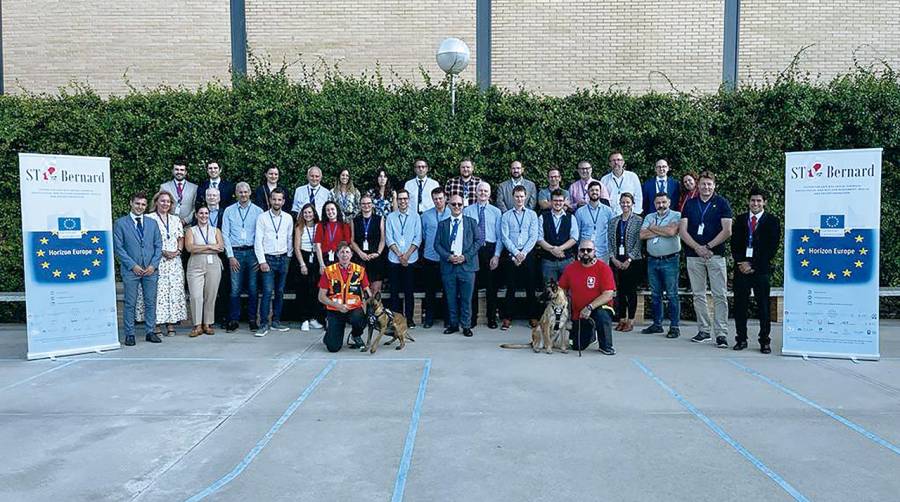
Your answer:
[293,203,325,331]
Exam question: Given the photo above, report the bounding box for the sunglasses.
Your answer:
[578,248,595,253]
[449,202,463,207]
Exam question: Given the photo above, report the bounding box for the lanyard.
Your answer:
[362,215,372,238]
[199,224,211,245]
[655,210,669,226]
[698,198,713,223]
[238,204,250,228]
[588,205,600,228]
[158,212,170,239]
[513,210,525,234]
[309,186,318,202]
[269,211,283,239]
[618,218,628,245]
[399,213,409,234]
[612,176,624,191]
[327,221,339,244]
[305,225,314,246]
[748,214,757,247]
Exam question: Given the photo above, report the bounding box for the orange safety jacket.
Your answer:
[323,262,366,311]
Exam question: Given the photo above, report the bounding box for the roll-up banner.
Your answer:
[783,148,881,360]
[20,153,120,360]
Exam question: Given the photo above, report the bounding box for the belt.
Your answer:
[650,252,680,260]
[233,245,253,251]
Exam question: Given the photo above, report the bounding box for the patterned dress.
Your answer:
[367,188,394,217]
[330,187,361,223]
[136,212,187,324]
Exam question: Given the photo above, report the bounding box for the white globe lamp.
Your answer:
[435,38,470,114]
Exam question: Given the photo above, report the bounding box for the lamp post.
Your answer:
[435,38,470,115]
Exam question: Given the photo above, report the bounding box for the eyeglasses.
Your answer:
[449,202,463,207]
[578,248,595,253]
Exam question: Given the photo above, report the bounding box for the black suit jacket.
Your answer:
[196,179,236,209]
[731,211,781,274]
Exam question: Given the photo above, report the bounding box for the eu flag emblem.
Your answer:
[30,230,110,283]
[57,217,83,239]
[789,228,874,284]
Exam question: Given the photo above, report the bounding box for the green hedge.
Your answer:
[1,66,898,296]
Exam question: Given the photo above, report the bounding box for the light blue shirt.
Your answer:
[420,206,450,261]
[537,210,580,243]
[385,209,423,264]
[575,202,614,258]
[463,202,502,250]
[498,207,539,257]
[222,201,264,258]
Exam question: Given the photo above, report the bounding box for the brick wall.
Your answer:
[491,0,725,95]
[2,0,231,96]
[739,0,900,83]
[245,0,476,85]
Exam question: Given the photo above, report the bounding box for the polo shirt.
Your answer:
[681,194,733,257]
[641,209,682,257]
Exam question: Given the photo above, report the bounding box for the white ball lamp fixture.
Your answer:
[435,38,470,115]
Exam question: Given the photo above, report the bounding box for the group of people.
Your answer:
[114,153,780,354]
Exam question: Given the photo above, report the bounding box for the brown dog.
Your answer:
[364,292,414,354]
[500,279,570,354]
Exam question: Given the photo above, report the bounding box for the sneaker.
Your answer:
[733,340,748,351]
[716,336,728,348]
[309,319,324,329]
[666,327,680,339]
[300,321,310,332]
[500,319,511,331]
[599,347,616,356]
[254,325,269,337]
[348,335,365,349]
[690,332,712,343]
[271,323,290,332]
[640,324,664,334]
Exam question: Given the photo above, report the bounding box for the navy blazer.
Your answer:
[641,178,680,216]
[113,214,163,273]
[196,179,236,209]
[433,215,480,274]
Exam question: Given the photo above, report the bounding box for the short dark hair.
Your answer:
[430,186,445,198]
[654,192,670,200]
[337,241,352,252]
[619,192,635,204]
[749,187,767,200]
[587,180,602,190]
[130,191,148,203]
[396,188,410,198]
[512,185,527,195]
[550,188,565,199]
[269,187,286,199]
[698,170,716,183]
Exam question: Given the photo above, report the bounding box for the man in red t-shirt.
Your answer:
[559,239,617,354]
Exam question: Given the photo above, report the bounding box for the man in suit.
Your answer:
[496,160,538,212]
[113,191,163,346]
[196,161,236,209]
[731,188,781,354]
[434,194,480,337]
[160,160,199,226]
[642,158,680,216]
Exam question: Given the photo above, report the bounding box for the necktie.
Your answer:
[417,179,424,207]
[176,182,184,200]
[658,179,665,193]
[478,205,486,243]
[212,180,218,189]
[450,218,460,244]
[751,214,758,234]
[136,216,144,238]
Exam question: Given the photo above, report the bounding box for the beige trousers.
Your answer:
[686,256,729,337]
[186,253,222,326]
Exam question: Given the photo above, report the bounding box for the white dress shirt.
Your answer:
[254,210,294,264]
[404,176,441,214]
[600,170,644,216]
[450,216,464,255]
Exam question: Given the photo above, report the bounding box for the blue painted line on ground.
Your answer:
[727,358,900,457]
[0,360,78,392]
[632,358,809,502]
[184,359,337,502]
[391,359,432,502]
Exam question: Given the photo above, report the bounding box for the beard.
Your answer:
[580,254,594,265]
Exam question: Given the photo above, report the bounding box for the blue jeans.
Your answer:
[259,254,288,327]
[570,307,613,351]
[229,248,258,323]
[442,267,476,329]
[541,258,572,283]
[647,255,680,327]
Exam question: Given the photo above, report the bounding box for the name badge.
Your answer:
[417,203,423,213]
[308,252,315,264]
[206,255,214,265]
[618,245,625,256]
[745,247,754,258]
[240,229,247,240]
[399,239,407,248]
[652,237,659,244]
[362,240,369,251]
[697,223,705,236]
[328,250,335,262]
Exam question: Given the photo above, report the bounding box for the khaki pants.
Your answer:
[187,254,222,326]
[686,256,728,337]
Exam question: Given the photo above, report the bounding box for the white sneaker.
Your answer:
[271,323,290,332]
[254,325,269,337]
[309,319,324,329]
[301,321,310,331]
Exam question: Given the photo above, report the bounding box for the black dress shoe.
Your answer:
[423,321,433,329]
[124,335,135,346]
[408,321,417,329]
[463,328,473,337]
[488,319,498,330]
[760,344,772,354]
[249,322,259,332]
[443,326,459,335]
[733,341,748,351]
[226,321,239,333]
[146,333,162,343]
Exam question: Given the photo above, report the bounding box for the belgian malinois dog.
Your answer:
[363,292,414,354]
[500,279,570,354]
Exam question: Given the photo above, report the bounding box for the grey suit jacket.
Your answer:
[160,179,199,224]
[433,216,480,274]
[113,214,163,273]
[496,178,538,212]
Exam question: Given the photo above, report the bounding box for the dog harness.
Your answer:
[552,305,565,331]
[368,307,396,333]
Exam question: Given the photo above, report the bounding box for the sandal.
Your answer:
[154,327,164,337]
[166,325,176,337]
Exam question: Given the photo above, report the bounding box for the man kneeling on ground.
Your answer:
[558,239,617,354]
[318,241,372,352]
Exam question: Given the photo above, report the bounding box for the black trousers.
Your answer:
[502,251,538,320]
[294,250,325,323]
[324,308,366,352]
[733,271,771,344]
[421,258,445,323]
[471,243,499,324]
[389,262,416,320]
[613,260,642,320]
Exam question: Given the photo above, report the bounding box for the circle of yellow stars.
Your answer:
[35,231,104,280]
[796,229,866,280]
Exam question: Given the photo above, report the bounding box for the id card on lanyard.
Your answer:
[746,214,755,258]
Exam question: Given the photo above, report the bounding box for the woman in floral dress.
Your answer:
[137,190,187,336]
[367,168,397,217]
[329,168,361,223]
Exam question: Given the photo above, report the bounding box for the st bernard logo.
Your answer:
[42,166,58,181]
[586,276,596,289]
[790,161,875,180]
[24,165,105,184]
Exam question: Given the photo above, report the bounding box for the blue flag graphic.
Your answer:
[789,228,874,284]
[30,230,110,284]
